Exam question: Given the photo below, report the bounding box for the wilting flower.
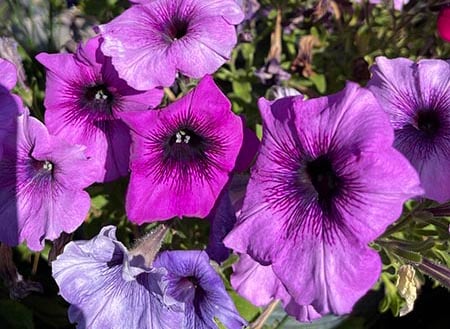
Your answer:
[368,57,450,202]
[96,0,244,90]
[0,113,98,251]
[52,226,184,329]
[231,253,321,322]
[120,76,244,223]
[438,6,450,42]
[224,83,422,317]
[255,59,291,85]
[154,250,246,329]
[36,36,163,182]
[0,38,27,89]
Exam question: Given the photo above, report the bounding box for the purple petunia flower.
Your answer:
[0,113,98,251]
[231,253,321,322]
[224,83,422,317]
[367,57,450,203]
[96,0,244,90]
[36,36,163,182]
[52,226,184,329]
[154,250,246,329]
[120,76,244,223]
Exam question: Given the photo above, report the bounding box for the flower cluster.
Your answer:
[1,0,449,328]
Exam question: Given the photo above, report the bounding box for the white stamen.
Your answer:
[175,132,183,143]
[43,161,53,171]
[175,130,191,144]
[95,90,108,101]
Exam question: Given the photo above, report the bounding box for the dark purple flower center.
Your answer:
[416,110,440,138]
[306,155,340,210]
[165,18,189,42]
[29,158,54,181]
[83,84,114,115]
[167,275,202,304]
[165,128,206,162]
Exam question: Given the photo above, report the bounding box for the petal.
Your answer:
[197,0,245,25]
[154,250,246,329]
[206,191,236,263]
[367,56,420,127]
[231,254,290,307]
[53,227,184,329]
[272,231,382,315]
[97,5,176,90]
[0,58,17,91]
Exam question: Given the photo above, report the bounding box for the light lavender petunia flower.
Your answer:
[0,113,98,251]
[52,226,185,329]
[367,57,450,203]
[36,36,163,182]
[96,0,244,90]
[224,83,422,317]
[120,76,245,223]
[231,253,321,322]
[154,250,246,329]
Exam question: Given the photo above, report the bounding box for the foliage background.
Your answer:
[0,0,449,328]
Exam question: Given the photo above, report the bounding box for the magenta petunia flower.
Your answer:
[0,113,98,251]
[232,253,321,322]
[52,226,184,329]
[438,6,450,42]
[224,83,422,317]
[36,36,163,182]
[96,0,244,90]
[154,250,246,329]
[120,76,244,223]
[368,57,450,202]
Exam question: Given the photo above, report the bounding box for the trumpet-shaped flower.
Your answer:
[52,226,184,329]
[224,83,422,316]
[0,113,98,251]
[154,250,246,329]
[368,57,450,202]
[96,0,244,90]
[36,37,163,182]
[121,76,244,223]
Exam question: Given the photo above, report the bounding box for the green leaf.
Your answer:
[0,300,34,329]
[229,290,261,322]
[309,74,327,94]
[231,80,252,104]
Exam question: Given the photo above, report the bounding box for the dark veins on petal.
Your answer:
[263,133,351,244]
[61,81,119,137]
[145,114,225,190]
[165,17,189,42]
